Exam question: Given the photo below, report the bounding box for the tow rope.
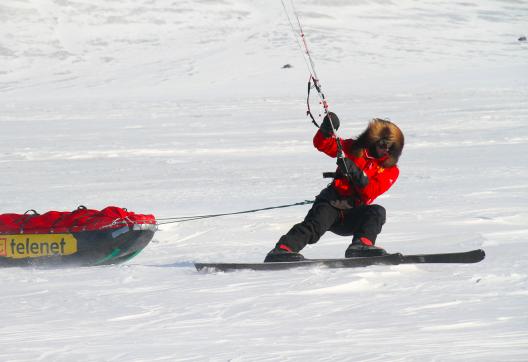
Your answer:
[157,200,315,225]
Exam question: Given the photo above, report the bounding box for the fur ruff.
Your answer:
[352,118,404,167]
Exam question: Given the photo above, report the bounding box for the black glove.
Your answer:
[319,112,340,137]
[337,157,369,188]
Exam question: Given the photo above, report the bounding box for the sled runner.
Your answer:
[0,206,156,267]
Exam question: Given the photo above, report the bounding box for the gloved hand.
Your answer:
[319,112,340,138]
[337,157,369,188]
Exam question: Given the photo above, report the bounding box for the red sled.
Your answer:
[0,206,156,267]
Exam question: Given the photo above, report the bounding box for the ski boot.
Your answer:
[345,237,387,258]
[264,244,305,263]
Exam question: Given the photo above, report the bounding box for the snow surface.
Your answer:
[1,0,528,360]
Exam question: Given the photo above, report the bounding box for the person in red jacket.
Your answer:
[265,113,404,262]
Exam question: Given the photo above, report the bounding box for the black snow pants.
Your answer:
[275,186,386,252]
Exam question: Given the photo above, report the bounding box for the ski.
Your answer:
[194,253,401,272]
[399,248,485,264]
[194,249,485,272]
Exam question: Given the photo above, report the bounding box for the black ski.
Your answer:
[195,253,401,272]
[194,249,485,272]
[399,249,485,264]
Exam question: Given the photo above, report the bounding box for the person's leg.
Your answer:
[331,204,388,258]
[277,201,340,251]
[265,200,340,262]
[329,205,385,238]
[352,204,386,243]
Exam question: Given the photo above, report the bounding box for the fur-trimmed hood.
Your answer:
[352,118,404,167]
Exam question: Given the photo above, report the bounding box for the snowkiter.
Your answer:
[265,114,404,262]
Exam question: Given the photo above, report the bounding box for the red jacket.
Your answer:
[313,129,399,205]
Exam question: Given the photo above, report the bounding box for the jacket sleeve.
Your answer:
[355,166,399,205]
[313,130,355,158]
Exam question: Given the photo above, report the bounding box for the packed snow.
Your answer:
[1,0,527,361]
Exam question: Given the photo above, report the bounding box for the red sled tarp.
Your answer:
[0,206,156,234]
